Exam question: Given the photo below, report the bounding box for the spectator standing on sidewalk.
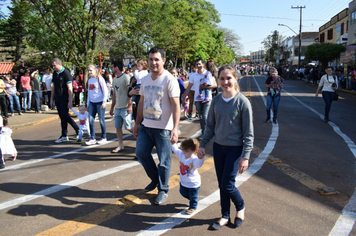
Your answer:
[85,65,108,145]
[42,68,53,109]
[31,70,42,114]
[72,75,82,107]
[133,47,180,205]
[0,76,8,118]
[4,75,22,116]
[21,70,32,112]
[109,60,132,153]
[51,58,79,143]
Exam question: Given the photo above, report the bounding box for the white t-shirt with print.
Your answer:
[188,70,213,102]
[139,70,180,130]
[171,143,204,188]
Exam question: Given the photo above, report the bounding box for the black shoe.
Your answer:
[211,218,230,230]
[273,118,277,124]
[0,162,5,169]
[265,118,270,123]
[324,117,329,122]
[234,217,244,227]
[76,129,79,136]
[144,181,158,192]
[154,191,168,205]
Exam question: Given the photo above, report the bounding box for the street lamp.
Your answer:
[278,23,301,69]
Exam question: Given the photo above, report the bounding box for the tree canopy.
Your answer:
[305,43,346,69]
[0,0,241,71]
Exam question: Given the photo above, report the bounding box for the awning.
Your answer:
[0,62,15,75]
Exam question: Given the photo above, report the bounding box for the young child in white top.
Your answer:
[0,117,17,169]
[171,138,204,215]
[71,105,90,144]
[132,59,149,106]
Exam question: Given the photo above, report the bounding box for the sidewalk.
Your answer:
[8,103,113,130]
[8,109,59,130]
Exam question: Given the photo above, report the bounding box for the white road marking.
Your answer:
[137,76,279,235]
[282,89,356,236]
[0,134,132,172]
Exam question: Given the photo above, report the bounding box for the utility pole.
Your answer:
[292,5,306,70]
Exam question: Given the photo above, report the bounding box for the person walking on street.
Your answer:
[182,59,217,135]
[133,47,180,205]
[315,66,338,122]
[198,65,254,230]
[85,65,108,145]
[265,67,284,124]
[109,60,132,153]
[51,58,79,143]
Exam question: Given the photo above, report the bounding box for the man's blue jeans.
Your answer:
[56,100,79,137]
[135,125,172,193]
[33,91,41,112]
[266,93,281,120]
[180,184,200,210]
[322,91,334,119]
[8,94,21,114]
[23,89,32,110]
[195,101,211,135]
[88,102,106,140]
[213,142,244,219]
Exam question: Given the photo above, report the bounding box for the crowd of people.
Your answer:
[1,46,347,230]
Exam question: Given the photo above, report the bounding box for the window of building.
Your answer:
[327,29,333,40]
[320,32,325,43]
[351,11,356,25]
[341,23,344,35]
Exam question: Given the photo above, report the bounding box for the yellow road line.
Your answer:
[36,158,215,236]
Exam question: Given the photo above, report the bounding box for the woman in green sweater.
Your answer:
[198,65,254,230]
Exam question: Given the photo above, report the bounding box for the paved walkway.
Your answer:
[7,103,113,130]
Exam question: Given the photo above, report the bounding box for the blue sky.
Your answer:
[207,0,352,55]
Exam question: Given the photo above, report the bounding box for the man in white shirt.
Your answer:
[133,47,180,205]
[42,68,53,109]
[182,59,217,135]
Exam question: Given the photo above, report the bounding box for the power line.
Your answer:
[220,13,327,22]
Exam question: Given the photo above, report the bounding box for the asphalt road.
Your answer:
[1,74,356,236]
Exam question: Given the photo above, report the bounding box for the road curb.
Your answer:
[11,116,59,130]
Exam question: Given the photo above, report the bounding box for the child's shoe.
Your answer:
[201,97,210,104]
[185,208,196,215]
[75,139,82,144]
[12,154,17,161]
[195,94,204,101]
[85,139,96,146]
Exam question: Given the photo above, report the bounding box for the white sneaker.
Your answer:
[85,139,97,146]
[55,136,69,143]
[97,138,107,145]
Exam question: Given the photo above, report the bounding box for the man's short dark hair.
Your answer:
[195,58,204,64]
[112,60,124,71]
[148,47,166,59]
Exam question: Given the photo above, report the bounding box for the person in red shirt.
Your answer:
[21,70,32,112]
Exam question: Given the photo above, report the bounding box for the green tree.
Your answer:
[262,30,284,63]
[305,43,346,70]
[0,0,31,61]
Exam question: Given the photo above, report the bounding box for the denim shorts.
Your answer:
[114,107,132,130]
